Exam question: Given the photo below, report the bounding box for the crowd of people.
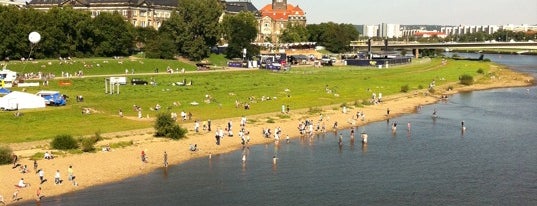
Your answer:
[6,153,78,204]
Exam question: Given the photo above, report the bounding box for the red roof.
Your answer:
[260,4,305,21]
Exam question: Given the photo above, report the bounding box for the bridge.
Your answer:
[350,41,537,57]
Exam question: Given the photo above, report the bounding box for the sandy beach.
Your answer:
[0,65,533,205]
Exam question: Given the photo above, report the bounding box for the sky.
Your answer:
[253,0,537,25]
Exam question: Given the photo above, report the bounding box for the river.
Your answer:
[30,53,537,206]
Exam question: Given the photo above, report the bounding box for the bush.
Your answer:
[80,138,96,152]
[51,134,79,150]
[91,131,104,143]
[167,125,188,139]
[400,84,410,93]
[460,74,474,85]
[0,145,14,165]
[418,85,424,89]
[353,100,363,107]
[477,68,484,74]
[362,98,372,106]
[154,113,187,139]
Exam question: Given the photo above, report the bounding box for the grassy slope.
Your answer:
[0,58,490,143]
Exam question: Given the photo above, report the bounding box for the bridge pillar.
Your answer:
[413,48,419,58]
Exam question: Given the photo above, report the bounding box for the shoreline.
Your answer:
[0,65,534,205]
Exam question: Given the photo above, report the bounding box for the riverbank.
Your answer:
[0,65,533,205]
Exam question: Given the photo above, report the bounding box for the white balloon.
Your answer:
[29,31,41,44]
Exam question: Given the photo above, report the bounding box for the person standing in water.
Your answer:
[163,151,168,168]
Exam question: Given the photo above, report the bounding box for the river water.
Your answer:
[33,54,537,206]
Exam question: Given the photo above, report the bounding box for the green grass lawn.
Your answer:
[0,57,492,143]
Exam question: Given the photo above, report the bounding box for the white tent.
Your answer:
[0,91,46,110]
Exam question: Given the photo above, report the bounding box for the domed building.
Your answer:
[258,0,306,44]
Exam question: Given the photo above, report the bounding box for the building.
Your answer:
[258,0,306,43]
[441,25,500,36]
[378,23,401,38]
[362,25,379,38]
[222,0,259,15]
[361,23,401,39]
[27,0,178,29]
[499,24,537,32]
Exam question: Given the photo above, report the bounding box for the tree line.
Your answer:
[0,0,361,61]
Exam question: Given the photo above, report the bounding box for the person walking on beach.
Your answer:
[141,150,147,163]
[36,187,44,202]
[33,160,38,172]
[67,165,77,186]
[207,119,212,131]
[215,131,220,145]
[163,151,168,168]
[194,120,200,133]
[68,165,74,181]
[54,170,62,185]
[38,169,45,184]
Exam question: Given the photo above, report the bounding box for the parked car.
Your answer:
[131,78,148,85]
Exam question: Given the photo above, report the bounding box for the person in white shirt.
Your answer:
[17,178,28,188]
[54,170,62,185]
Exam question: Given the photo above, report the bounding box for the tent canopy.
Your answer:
[0,91,46,110]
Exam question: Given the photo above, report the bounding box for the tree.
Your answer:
[280,24,308,43]
[145,34,177,59]
[221,11,259,59]
[40,7,92,57]
[160,0,223,61]
[307,22,359,53]
[0,6,47,60]
[92,12,134,56]
[134,26,158,52]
